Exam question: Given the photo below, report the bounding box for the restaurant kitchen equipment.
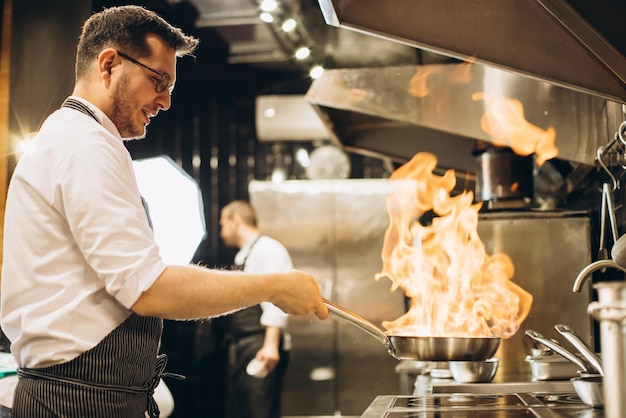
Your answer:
[300,1,626,416]
[250,179,592,415]
[324,298,502,361]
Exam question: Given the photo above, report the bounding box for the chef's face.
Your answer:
[111,35,175,139]
[219,212,239,247]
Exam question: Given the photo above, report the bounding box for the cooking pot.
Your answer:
[572,375,604,408]
[324,299,501,361]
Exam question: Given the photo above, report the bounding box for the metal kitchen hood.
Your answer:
[305,0,626,169]
[317,0,626,103]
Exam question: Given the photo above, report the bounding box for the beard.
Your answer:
[111,74,148,140]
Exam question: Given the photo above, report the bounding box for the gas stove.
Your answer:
[362,393,603,417]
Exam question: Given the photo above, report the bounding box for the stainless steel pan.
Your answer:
[324,299,501,361]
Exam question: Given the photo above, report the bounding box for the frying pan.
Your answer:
[324,299,501,361]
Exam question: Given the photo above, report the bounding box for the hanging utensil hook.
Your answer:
[598,182,619,260]
[596,141,619,192]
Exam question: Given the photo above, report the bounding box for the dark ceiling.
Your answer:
[177,0,422,74]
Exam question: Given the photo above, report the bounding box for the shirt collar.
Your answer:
[240,234,261,254]
[67,96,123,140]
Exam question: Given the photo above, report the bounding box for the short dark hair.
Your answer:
[223,200,258,228]
[75,5,199,79]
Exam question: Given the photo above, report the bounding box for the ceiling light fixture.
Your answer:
[295,46,310,60]
[281,18,296,32]
[259,12,274,23]
[260,0,278,12]
[309,65,324,79]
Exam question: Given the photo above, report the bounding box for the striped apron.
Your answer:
[13,314,176,417]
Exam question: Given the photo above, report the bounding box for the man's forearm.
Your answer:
[131,264,328,321]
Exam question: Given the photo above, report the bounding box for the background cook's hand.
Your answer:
[270,270,328,320]
[255,346,279,373]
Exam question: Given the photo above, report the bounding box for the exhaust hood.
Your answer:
[306,0,626,169]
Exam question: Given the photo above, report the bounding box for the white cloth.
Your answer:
[0,376,17,408]
[153,380,175,417]
[236,235,292,330]
[1,97,167,368]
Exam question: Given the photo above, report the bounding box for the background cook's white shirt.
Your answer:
[1,97,167,368]
[236,235,292,330]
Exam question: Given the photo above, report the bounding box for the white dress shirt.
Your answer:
[1,97,167,368]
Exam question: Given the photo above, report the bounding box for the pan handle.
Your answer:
[323,299,393,349]
[525,330,592,373]
[554,324,604,376]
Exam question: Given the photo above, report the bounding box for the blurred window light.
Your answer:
[133,156,205,265]
[263,107,276,118]
[271,168,286,183]
[16,135,36,154]
[296,148,310,167]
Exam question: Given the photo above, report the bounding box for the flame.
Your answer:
[408,60,474,98]
[349,88,368,103]
[405,61,558,165]
[472,92,558,165]
[449,59,474,85]
[375,152,532,338]
[407,67,442,98]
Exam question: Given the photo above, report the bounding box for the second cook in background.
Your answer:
[212,200,294,418]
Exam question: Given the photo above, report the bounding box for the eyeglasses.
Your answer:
[117,51,172,93]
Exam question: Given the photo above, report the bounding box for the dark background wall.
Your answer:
[7,0,390,415]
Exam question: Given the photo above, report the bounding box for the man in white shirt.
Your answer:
[216,200,293,418]
[0,6,327,418]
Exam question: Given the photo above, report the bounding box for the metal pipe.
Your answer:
[588,282,626,418]
[572,259,626,292]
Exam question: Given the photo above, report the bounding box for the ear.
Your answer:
[97,49,119,86]
[232,213,244,227]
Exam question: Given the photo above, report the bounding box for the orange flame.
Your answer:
[349,88,368,103]
[375,152,532,338]
[472,92,558,165]
[407,67,442,98]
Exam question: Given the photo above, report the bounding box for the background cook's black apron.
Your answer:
[211,236,289,418]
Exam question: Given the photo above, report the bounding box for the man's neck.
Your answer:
[239,228,260,249]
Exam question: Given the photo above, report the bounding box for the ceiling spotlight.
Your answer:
[260,0,278,12]
[309,65,324,79]
[295,47,311,60]
[259,12,274,23]
[281,18,297,32]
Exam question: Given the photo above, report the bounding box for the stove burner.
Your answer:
[364,394,601,418]
[532,393,585,405]
[393,394,525,409]
[385,411,530,417]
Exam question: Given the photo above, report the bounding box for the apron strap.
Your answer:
[61,97,99,123]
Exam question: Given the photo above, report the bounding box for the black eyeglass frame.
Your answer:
[117,51,172,93]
